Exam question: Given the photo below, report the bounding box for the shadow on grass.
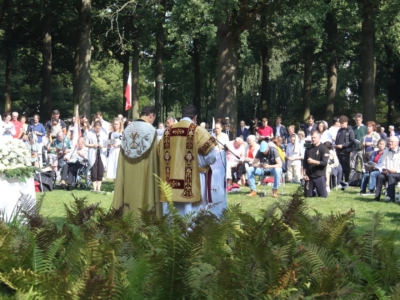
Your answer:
[352,195,377,203]
[385,212,400,219]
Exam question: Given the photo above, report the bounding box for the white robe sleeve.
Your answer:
[198,149,217,169]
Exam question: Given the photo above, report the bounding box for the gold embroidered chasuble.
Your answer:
[159,120,217,203]
[112,119,161,216]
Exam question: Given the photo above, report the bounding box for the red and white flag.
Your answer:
[125,72,132,111]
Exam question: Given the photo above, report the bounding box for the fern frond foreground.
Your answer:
[0,189,399,299]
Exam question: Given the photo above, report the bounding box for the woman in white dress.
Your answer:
[85,121,108,192]
[2,112,16,141]
[106,118,124,180]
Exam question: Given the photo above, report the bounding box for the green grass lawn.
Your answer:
[40,181,400,244]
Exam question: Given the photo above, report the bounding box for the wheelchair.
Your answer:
[72,160,92,190]
[55,159,92,190]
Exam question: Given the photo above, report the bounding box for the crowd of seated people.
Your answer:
[2,106,400,200]
[0,109,132,193]
[214,112,399,202]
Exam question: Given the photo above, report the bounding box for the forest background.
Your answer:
[0,0,400,128]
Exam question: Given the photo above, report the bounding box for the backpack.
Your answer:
[348,154,363,186]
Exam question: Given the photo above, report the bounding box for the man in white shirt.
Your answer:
[328,116,341,143]
[374,136,400,202]
[214,123,229,151]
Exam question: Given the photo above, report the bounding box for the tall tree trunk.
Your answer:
[216,23,239,127]
[360,0,375,122]
[385,43,397,126]
[260,43,270,118]
[41,13,52,118]
[5,53,12,112]
[132,39,140,120]
[193,38,201,122]
[303,42,313,121]
[73,28,80,113]
[122,53,130,117]
[325,10,338,124]
[154,0,166,125]
[78,0,91,117]
[4,17,12,112]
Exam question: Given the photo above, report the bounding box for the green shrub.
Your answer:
[0,187,399,299]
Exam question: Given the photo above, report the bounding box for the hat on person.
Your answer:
[389,125,394,130]
[259,141,268,152]
[225,117,229,120]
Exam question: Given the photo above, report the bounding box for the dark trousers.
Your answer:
[91,151,104,181]
[61,162,83,185]
[375,173,400,199]
[305,176,327,198]
[236,162,249,180]
[338,153,350,182]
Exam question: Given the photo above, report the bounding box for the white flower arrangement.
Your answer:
[0,139,35,181]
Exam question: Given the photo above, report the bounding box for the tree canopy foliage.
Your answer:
[0,0,400,126]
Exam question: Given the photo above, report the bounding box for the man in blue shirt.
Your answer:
[28,114,46,167]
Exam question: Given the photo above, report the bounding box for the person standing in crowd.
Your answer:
[2,112,16,140]
[106,118,124,181]
[256,118,274,142]
[328,116,341,142]
[273,117,288,144]
[305,115,318,138]
[95,111,110,135]
[374,136,400,202]
[223,123,234,141]
[26,133,39,167]
[11,112,23,139]
[80,115,91,136]
[46,110,67,139]
[285,134,303,183]
[67,116,77,140]
[286,125,296,144]
[252,117,261,135]
[324,141,340,193]
[214,122,229,151]
[85,121,108,193]
[113,106,161,216]
[318,121,333,144]
[158,104,218,215]
[246,141,283,198]
[20,115,28,133]
[335,115,355,182]
[303,130,329,198]
[388,125,395,137]
[361,121,381,162]
[237,120,250,141]
[352,113,367,167]
[28,114,46,167]
[376,124,388,143]
[298,130,306,147]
